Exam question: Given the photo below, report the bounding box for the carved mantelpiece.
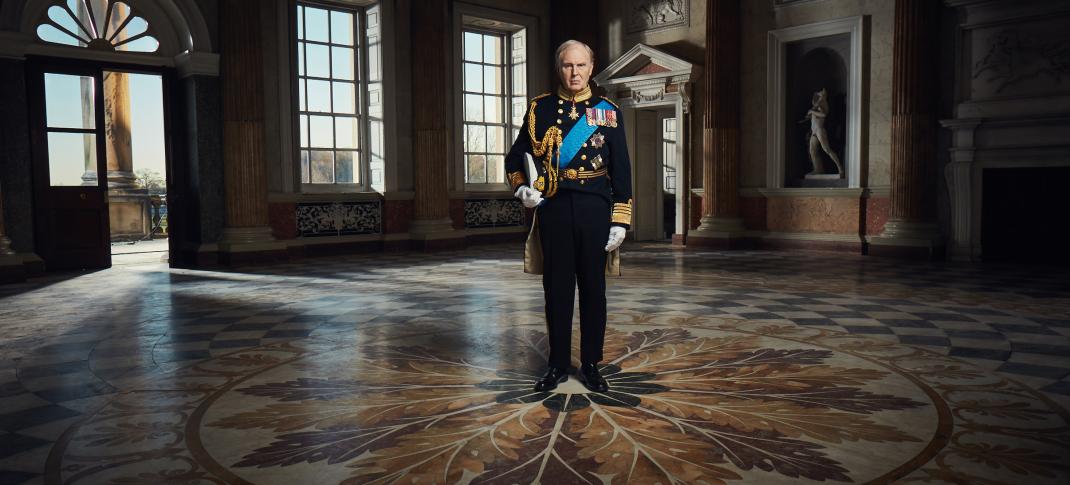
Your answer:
[940,0,1070,261]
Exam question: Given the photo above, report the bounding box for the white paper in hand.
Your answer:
[524,153,540,194]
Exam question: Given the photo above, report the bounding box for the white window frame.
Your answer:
[451,4,543,195]
[294,0,379,193]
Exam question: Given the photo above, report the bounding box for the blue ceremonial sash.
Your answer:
[558,99,613,169]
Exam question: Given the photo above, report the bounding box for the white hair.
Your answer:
[555,40,595,71]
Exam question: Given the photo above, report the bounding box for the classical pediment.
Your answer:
[594,43,699,88]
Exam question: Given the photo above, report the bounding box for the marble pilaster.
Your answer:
[690,0,745,246]
[217,0,284,258]
[870,0,942,257]
[408,0,460,248]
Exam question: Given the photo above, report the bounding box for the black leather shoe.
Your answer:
[533,367,569,392]
[579,363,609,392]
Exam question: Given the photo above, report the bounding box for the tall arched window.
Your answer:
[36,0,159,53]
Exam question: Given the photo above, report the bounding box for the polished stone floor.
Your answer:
[0,243,1068,484]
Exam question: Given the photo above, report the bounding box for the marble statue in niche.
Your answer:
[799,88,843,178]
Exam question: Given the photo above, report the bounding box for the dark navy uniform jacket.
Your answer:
[504,85,633,230]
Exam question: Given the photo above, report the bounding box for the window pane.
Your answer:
[483,66,500,95]
[463,63,482,93]
[487,154,504,183]
[464,94,483,122]
[483,35,500,64]
[330,10,353,45]
[304,7,329,43]
[305,43,329,78]
[300,149,310,183]
[298,78,306,110]
[487,126,505,154]
[332,82,356,114]
[463,32,482,62]
[45,73,94,129]
[335,150,355,183]
[297,42,305,75]
[331,46,355,80]
[48,132,96,186]
[484,95,502,123]
[309,115,333,148]
[466,154,487,183]
[117,35,158,53]
[335,117,358,149]
[310,150,334,183]
[37,24,81,47]
[122,15,148,39]
[47,5,83,42]
[297,5,303,39]
[465,124,486,152]
[306,79,330,112]
[300,114,308,147]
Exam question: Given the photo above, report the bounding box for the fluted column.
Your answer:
[871,0,942,257]
[218,0,281,254]
[690,0,744,246]
[408,0,458,245]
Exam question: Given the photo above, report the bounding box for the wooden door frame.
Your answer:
[26,56,176,270]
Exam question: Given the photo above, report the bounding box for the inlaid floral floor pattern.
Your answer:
[50,314,1069,484]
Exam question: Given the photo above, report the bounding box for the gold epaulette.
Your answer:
[611,199,633,225]
[530,92,551,104]
[600,96,620,110]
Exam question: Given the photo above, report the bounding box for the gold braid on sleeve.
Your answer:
[527,100,562,198]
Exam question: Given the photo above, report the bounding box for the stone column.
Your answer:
[689,0,745,247]
[217,0,284,258]
[408,0,459,248]
[103,71,136,188]
[870,0,942,257]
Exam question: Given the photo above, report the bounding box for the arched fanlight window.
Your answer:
[36,0,160,53]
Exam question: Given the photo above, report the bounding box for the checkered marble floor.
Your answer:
[0,243,1067,483]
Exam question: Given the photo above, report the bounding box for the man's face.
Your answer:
[559,46,593,94]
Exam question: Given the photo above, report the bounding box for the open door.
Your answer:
[29,65,111,271]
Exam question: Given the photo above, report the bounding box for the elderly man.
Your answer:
[505,40,632,393]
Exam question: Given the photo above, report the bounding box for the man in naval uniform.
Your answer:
[505,40,633,393]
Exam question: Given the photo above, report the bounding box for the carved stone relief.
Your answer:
[972,28,1070,97]
[626,0,689,34]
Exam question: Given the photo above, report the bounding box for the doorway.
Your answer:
[631,108,678,242]
[29,62,171,271]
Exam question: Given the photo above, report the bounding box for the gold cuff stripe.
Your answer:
[611,213,632,224]
[508,171,526,189]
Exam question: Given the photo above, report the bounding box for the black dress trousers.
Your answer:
[537,189,610,369]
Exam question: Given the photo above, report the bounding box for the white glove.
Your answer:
[514,186,544,209]
[605,226,626,252]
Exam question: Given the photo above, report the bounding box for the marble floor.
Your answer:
[0,243,1068,484]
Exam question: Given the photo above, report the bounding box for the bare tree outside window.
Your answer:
[462,27,526,186]
[296,3,382,190]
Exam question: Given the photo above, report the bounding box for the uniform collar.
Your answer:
[557,84,592,103]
